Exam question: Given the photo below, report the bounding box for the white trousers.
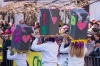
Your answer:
[58,54,68,66]
[43,63,57,66]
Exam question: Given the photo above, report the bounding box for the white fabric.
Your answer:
[43,63,57,66]
[14,14,24,25]
[60,42,65,49]
[7,50,27,66]
[58,42,68,66]
[60,46,87,66]
[31,39,59,66]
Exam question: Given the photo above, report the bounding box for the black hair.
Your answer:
[95,33,100,37]
[95,40,100,44]
[59,24,61,27]
[87,35,95,41]
[92,28,98,32]
[90,22,94,26]
[45,37,55,42]
[64,29,68,33]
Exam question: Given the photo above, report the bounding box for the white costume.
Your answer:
[60,46,87,66]
[7,50,27,66]
[31,39,59,66]
[58,42,68,66]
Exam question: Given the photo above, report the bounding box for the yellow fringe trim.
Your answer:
[68,35,87,44]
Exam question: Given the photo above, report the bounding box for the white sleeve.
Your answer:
[7,50,17,60]
[60,42,65,49]
[31,39,46,51]
[32,27,34,31]
[59,47,69,53]
[84,47,87,54]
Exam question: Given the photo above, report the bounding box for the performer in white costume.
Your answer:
[31,35,59,66]
[58,37,70,66]
[60,42,87,66]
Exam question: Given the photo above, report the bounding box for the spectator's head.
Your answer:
[91,18,96,23]
[97,20,100,25]
[88,22,94,29]
[64,29,68,34]
[94,33,100,40]
[95,40,100,47]
[34,29,40,35]
[90,22,94,26]
[4,34,10,40]
[87,35,95,43]
[92,28,98,33]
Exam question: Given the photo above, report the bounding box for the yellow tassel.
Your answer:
[71,39,87,44]
[68,35,87,44]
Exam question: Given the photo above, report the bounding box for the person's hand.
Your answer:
[31,33,34,37]
[30,38,33,43]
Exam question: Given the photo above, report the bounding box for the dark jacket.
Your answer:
[3,40,11,51]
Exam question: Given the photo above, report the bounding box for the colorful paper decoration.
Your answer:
[52,17,57,24]
[77,22,87,30]
[14,26,24,44]
[40,9,59,35]
[11,24,33,51]
[69,8,89,40]
[70,14,76,33]
[71,14,76,25]
[22,35,30,43]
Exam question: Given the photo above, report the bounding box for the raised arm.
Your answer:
[59,47,69,53]
[31,38,46,51]
[7,50,17,60]
[60,42,65,49]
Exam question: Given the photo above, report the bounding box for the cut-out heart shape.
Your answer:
[77,22,87,30]
[22,35,30,43]
[52,17,57,24]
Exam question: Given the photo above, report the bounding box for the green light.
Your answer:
[42,26,46,34]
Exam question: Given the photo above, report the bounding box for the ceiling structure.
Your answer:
[0,0,99,25]
[0,0,99,14]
